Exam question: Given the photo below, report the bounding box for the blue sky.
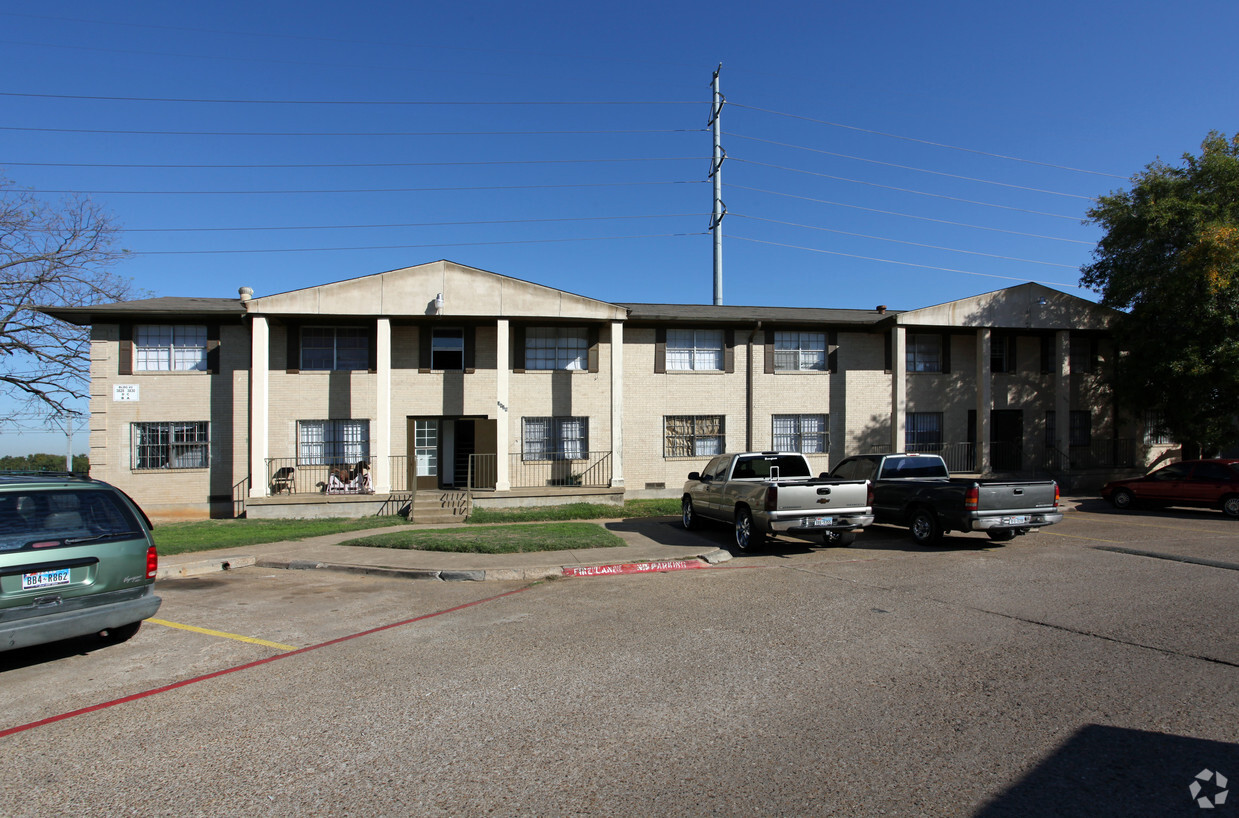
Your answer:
[2,0,1236,455]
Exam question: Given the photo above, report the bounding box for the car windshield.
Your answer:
[0,489,142,552]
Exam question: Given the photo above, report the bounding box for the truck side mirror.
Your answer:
[687,472,701,482]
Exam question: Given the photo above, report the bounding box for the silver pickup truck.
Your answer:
[681,452,874,551]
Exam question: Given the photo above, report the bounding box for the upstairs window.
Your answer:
[431,328,465,370]
[774,332,826,371]
[135,325,208,371]
[907,335,943,373]
[525,328,588,371]
[302,327,369,371]
[667,329,724,371]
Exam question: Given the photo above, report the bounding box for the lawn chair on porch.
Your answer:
[271,466,296,494]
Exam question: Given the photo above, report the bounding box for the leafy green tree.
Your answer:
[1081,132,1239,456]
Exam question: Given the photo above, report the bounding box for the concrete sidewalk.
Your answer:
[156,516,733,583]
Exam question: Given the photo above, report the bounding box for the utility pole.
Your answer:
[708,64,726,306]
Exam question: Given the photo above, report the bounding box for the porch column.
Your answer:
[610,321,624,488]
[375,317,392,494]
[248,315,269,498]
[1055,330,1071,460]
[891,326,906,451]
[976,328,992,474]
[495,318,511,491]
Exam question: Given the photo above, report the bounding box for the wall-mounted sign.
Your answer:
[113,384,140,402]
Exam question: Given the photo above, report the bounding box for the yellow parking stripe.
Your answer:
[148,618,298,651]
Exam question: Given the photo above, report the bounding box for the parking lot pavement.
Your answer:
[3,505,1237,816]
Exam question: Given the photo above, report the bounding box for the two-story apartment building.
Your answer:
[42,260,1163,520]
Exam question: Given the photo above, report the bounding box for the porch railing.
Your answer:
[467,451,613,490]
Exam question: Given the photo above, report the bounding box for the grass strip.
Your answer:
[152,516,407,556]
[342,522,623,553]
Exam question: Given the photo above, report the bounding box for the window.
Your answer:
[905,412,943,451]
[1069,337,1095,374]
[1069,411,1092,447]
[991,335,1017,374]
[907,335,943,373]
[135,325,208,371]
[665,415,725,457]
[522,417,589,460]
[1045,410,1057,446]
[1144,410,1173,445]
[302,327,369,371]
[298,420,370,465]
[774,332,827,371]
[525,327,588,370]
[667,329,724,371]
[431,328,465,370]
[132,422,209,470]
[772,414,828,453]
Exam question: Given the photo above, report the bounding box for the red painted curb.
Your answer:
[563,559,709,578]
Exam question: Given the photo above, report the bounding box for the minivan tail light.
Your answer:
[146,545,158,579]
[965,485,979,512]
[765,485,777,512]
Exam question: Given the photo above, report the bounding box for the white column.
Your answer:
[610,321,625,488]
[249,316,269,498]
[891,326,906,451]
[1055,331,1071,460]
[495,319,511,491]
[976,328,992,474]
[375,318,392,494]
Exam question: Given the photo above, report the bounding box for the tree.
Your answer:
[1081,132,1239,456]
[0,174,142,420]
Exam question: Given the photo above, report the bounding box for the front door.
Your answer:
[991,410,1023,471]
[412,418,439,490]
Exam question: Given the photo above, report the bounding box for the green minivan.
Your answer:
[0,474,161,652]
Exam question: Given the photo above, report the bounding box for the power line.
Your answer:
[0,125,703,137]
[731,159,1082,220]
[731,185,1094,245]
[0,91,700,106]
[25,180,708,195]
[732,214,1080,269]
[729,102,1128,179]
[726,132,1097,200]
[729,234,1083,288]
[4,157,704,170]
[123,214,704,233]
[129,232,708,255]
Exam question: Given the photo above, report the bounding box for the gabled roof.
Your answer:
[894,282,1117,331]
[39,297,244,327]
[619,303,898,326]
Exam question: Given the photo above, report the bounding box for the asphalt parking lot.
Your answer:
[3,503,1238,816]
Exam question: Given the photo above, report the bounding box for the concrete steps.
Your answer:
[409,490,471,524]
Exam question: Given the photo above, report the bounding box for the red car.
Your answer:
[1101,459,1239,517]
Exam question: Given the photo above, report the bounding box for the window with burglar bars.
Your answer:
[522,417,588,460]
[774,332,827,371]
[135,325,208,371]
[301,327,369,371]
[132,421,209,470]
[1143,409,1173,445]
[525,328,588,370]
[906,335,942,373]
[1069,411,1092,447]
[905,412,943,450]
[664,415,725,457]
[298,420,370,465]
[772,414,828,453]
[666,329,724,371]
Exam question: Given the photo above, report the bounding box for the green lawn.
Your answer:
[341,521,623,553]
[151,516,406,556]
[467,498,679,524]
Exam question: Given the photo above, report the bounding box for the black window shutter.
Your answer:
[419,325,431,372]
[828,330,839,373]
[941,333,952,374]
[285,322,300,373]
[588,326,600,373]
[884,333,893,372]
[368,322,378,373]
[764,331,775,373]
[464,325,476,372]
[654,328,666,373]
[512,325,526,372]
[206,324,221,374]
[724,329,735,373]
[118,323,133,375]
[1040,335,1052,374]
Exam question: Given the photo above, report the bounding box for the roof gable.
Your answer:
[895,283,1117,331]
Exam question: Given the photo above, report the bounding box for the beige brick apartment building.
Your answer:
[43,260,1166,520]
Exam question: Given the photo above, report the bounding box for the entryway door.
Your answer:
[407,417,493,490]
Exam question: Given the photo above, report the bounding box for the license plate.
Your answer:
[806,516,834,527]
[22,568,71,590]
[1000,516,1031,526]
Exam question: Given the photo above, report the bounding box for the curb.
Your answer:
[156,555,257,580]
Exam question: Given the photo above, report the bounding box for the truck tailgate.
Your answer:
[977,482,1058,512]
[770,479,870,512]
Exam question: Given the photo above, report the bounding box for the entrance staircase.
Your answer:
[409,489,471,524]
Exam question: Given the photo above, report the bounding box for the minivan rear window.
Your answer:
[0,490,143,552]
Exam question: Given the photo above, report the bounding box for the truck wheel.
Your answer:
[734,507,764,552]
[822,530,857,547]
[681,497,699,530]
[908,509,943,546]
[986,529,1016,542]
